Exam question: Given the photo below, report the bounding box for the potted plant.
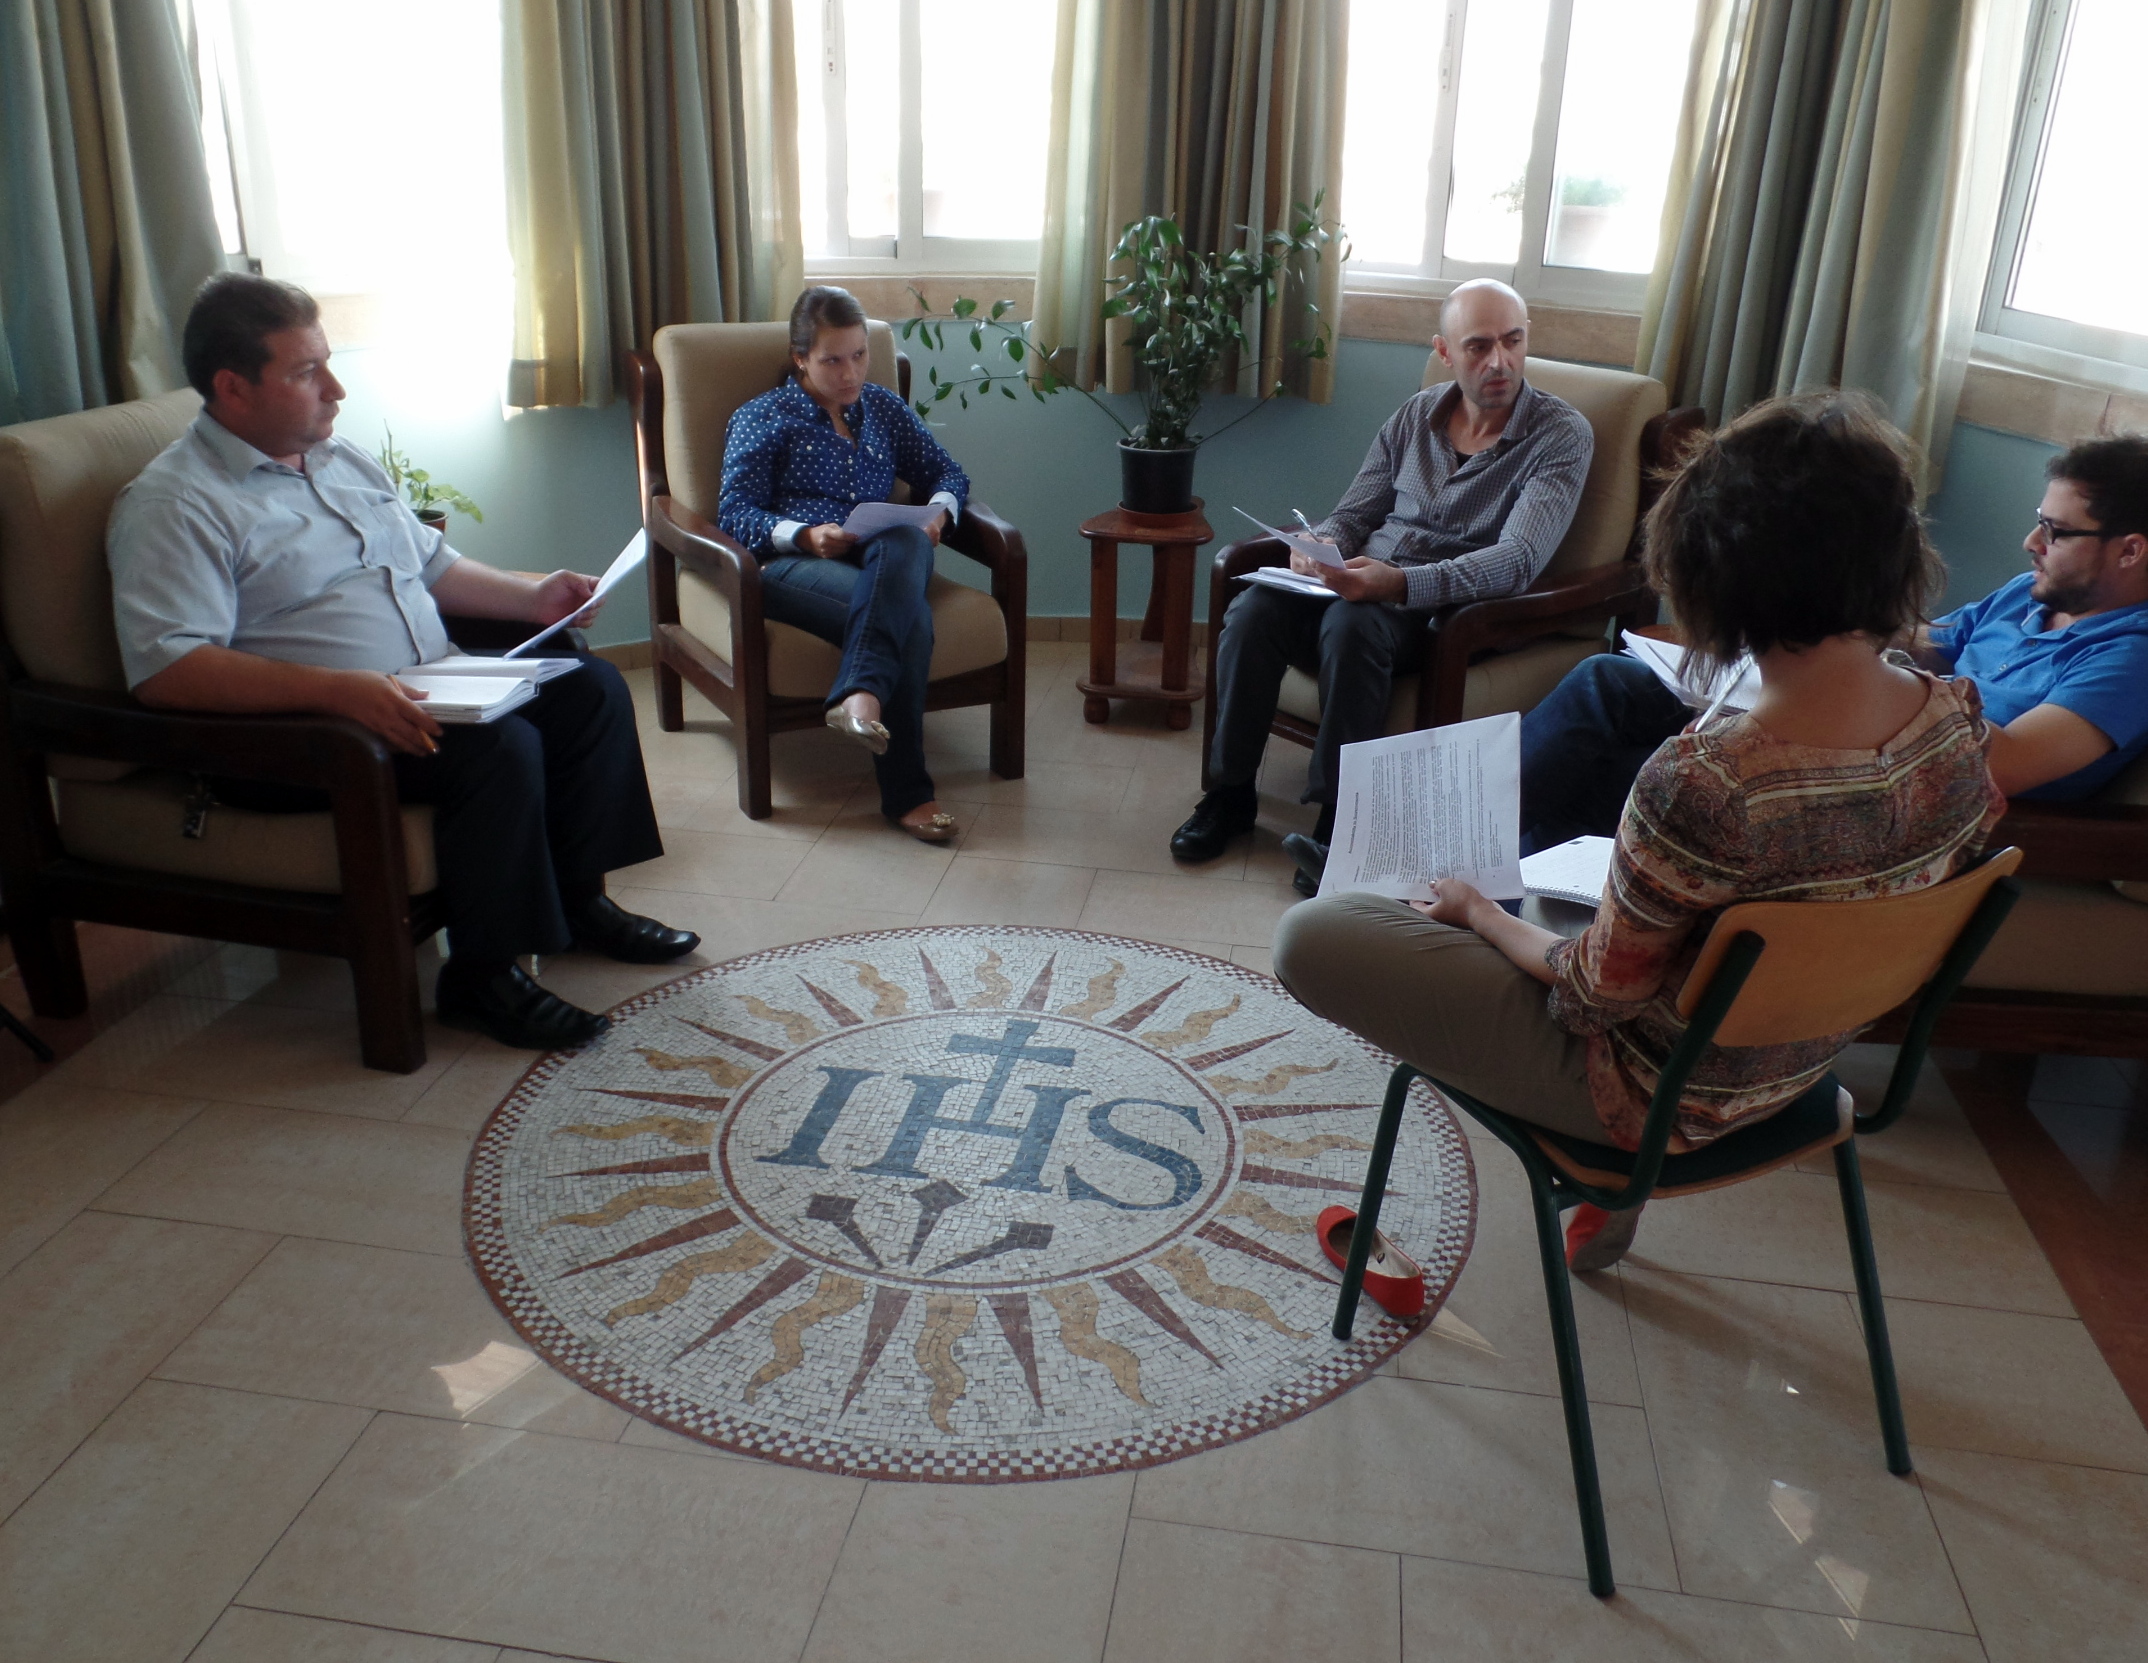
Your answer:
[374,426,484,534]
[900,198,1343,515]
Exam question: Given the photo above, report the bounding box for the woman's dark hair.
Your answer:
[2048,433,2148,538]
[182,272,321,400]
[787,285,868,368]
[1641,391,1942,679]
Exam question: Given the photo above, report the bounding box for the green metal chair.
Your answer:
[1330,846,2026,1597]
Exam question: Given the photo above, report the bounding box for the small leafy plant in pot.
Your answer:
[900,198,1343,515]
[375,426,484,535]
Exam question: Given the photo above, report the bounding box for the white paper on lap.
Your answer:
[1320,713,1525,902]
[1232,507,1348,568]
[1237,566,1339,600]
[839,501,948,539]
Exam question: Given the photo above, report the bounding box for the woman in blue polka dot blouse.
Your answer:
[718,286,971,842]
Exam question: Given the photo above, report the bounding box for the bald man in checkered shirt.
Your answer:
[1171,280,1593,881]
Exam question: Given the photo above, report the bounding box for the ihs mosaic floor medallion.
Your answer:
[466,928,1476,1481]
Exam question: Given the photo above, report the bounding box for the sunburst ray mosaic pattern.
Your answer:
[466,929,1476,1481]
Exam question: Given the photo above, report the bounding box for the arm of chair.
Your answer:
[941,502,1024,576]
[10,682,403,790]
[1989,798,2148,883]
[647,493,768,694]
[1415,560,1654,729]
[1205,535,1290,648]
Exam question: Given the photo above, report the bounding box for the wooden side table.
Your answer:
[1076,502,1214,729]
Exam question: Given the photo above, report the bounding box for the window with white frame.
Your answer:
[1981,0,2148,374]
[795,0,1057,273]
[1341,0,1700,309]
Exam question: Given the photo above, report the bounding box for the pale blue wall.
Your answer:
[328,336,2066,643]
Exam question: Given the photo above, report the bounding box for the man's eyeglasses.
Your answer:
[2033,514,2112,543]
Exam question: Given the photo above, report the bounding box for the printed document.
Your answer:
[840,501,949,540]
[505,532,648,658]
[1232,507,1347,568]
[1319,713,1525,901]
[1620,631,1762,715]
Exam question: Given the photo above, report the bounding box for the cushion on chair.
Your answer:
[1524,1075,1852,1199]
[652,322,902,522]
[1963,874,2148,996]
[675,566,1009,701]
[55,771,437,894]
[1274,636,1604,736]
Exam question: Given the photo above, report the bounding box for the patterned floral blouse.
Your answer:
[1545,673,2004,1150]
[718,378,969,557]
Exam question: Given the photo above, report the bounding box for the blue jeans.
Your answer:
[1519,654,1688,856]
[761,525,936,819]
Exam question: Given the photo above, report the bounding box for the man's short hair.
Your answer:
[1642,391,1942,673]
[182,273,321,400]
[2049,434,2148,538]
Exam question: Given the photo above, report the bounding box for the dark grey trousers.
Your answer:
[1207,584,1428,806]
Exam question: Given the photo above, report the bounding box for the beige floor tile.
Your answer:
[1132,1374,1676,1589]
[1104,1518,1399,1663]
[1230,944,1278,978]
[1392,1153,1641,1406]
[1400,1557,1988,1661]
[609,828,812,900]
[615,1416,752,1461]
[69,994,472,1122]
[603,887,922,962]
[95,1103,475,1257]
[1627,1166,2074,1317]
[772,829,966,911]
[0,1078,203,1273]
[193,1606,502,1663]
[1078,869,1301,949]
[1885,1297,2148,1471]
[1791,1048,2005,1193]
[919,855,1100,927]
[521,952,710,1020]
[1917,1446,2148,1663]
[648,773,722,831]
[1242,825,1326,889]
[927,760,1133,814]
[1619,1267,1972,1632]
[0,1212,274,1518]
[242,1415,862,1663]
[0,1379,368,1663]
[403,1038,541,1132]
[803,1474,1132,1663]
[962,803,1249,880]
[170,942,388,1013]
[662,781,855,842]
[157,1238,628,1442]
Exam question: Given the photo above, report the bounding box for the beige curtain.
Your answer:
[1,0,226,425]
[1638,0,2028,470]
[1033,0,1347,404]
[503,0,802,409]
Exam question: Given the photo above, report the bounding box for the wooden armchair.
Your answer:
[628,322,1026,819]
[0,391,443,1072]
[1201,356,1703,788]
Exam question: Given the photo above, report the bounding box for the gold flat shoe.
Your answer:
[825,707,889,755]
[894,809,958,844]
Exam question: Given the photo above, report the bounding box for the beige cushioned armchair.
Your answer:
[628,322,1026,819]
[0,391,443,1072]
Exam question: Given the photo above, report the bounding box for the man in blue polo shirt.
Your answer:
[1490,433,2148,863]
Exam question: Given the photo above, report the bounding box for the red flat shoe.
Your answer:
[1563,1202,1640,1273]
[1318,1205,1426,1320]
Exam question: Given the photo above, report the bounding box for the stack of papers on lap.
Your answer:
[1620,631,1761,714]
[1238,566,1338,599]
[416,655,584,684]
[1519,835,1615,908]
[1321,713,1525,901]
[393,674,540,724]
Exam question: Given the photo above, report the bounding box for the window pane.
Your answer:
[1544,0,1697,272]
[920,0,1053,239]
[2007,0,2148,336]
[843,0,899,241]
[1443,0,1551,265]
[795,0,832,255]
[1340,0,1446,268]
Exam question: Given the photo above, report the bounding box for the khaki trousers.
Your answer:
[1272,895,1609,1142]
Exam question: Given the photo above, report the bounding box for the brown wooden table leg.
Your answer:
[1156,542,1195,729]
[1086,539,1118,724]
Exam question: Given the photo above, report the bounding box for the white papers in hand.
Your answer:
[1519,835,1615,908]
[1320,712,1525,902]
[1232,507,1347,568]
[839,500,948,540]
[504,531,648,659]
[1619,631,1761,715]
[393,674,540,724]
[1237,566,1339,600]
[414,655,583,685]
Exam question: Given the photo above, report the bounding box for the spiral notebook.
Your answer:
[1518,835,1615,907]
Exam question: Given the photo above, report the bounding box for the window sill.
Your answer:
[1958,341,2148,449]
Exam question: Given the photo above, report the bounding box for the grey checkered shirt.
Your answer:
[1314,378,1594,612]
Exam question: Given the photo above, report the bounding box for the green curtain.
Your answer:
[502,0,803,409]
[1033,0,1347,404]
[1637,0,2027,468]
[0,0,225,426]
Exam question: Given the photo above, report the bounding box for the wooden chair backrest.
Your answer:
[1678,848,2025,1047]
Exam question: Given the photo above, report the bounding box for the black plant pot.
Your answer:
[1118,440,1198,515]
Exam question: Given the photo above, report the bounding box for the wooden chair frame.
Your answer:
[1199,405,1707,790]
[626,350,1028,819]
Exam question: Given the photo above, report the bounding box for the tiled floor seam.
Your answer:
[180,1613,504,1663]
[1611,1262,1689,1600]
[787,1480,871,1663]
[1616,1261,2074,1320]
[81,1204,470,1260]
[1,1092,209,1266]
[1907,1463,1991,1658]
[221,1404,381,1624]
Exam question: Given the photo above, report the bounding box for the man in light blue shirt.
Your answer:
[107,274,699,1050]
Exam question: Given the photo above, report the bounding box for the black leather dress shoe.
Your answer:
[436,961,610,1050]
[1282,833,1328,899]
[569,895,701,964]
[1170,789,1259,863]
